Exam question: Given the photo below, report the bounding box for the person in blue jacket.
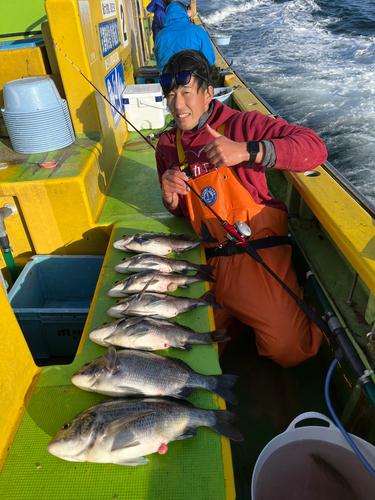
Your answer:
[147,0,170,42]
[154,2,216,74]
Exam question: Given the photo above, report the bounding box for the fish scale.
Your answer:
[47,397,243,466]
[112,221,217,256]
[107,270,216,297]
[106,289,222,319]
[114,253,216,276]
[71,347,238,405]
[88,316,230,351]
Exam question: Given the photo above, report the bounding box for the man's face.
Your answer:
[166,77,213,131]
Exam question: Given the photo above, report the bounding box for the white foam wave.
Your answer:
[199,0,375,199]
[201,0,263,26]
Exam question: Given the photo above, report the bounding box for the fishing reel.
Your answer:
[227,221,251,242]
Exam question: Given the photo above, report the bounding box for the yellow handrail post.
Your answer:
[191,0,197,16]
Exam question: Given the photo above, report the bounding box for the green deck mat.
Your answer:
[1,137,233,499]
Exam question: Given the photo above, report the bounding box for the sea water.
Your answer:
[199,0,375,203]
[254,439,375,500]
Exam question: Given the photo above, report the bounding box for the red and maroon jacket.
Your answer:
[156,99,328,224]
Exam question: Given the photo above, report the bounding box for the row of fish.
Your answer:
[48,227,242,467]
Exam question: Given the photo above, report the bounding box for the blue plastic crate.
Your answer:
[8,255,104,359]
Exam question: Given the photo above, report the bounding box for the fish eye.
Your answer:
[62,423,71,430]
[115,281,119,284]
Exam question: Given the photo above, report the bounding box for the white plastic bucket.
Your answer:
[212,87,234,106]
[211,35,232,46]
[251,412,375,500]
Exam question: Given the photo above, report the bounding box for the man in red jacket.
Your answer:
[156,50,328,368]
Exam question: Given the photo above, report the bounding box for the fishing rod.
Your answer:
[54,40,329,334]
[52,39,172,166]
[186,183,331,336]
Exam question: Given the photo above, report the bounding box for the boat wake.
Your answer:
[200,0,375,203]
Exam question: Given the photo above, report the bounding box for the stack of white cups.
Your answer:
[2,77,75,154]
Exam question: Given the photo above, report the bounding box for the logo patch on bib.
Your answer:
[201,186,217,206]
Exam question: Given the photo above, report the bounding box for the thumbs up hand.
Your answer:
[204,123,261,169]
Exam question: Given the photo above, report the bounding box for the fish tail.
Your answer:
[197,263,216,276]
[204,328,230,344]
[212,374,238,405]
[199,221,218,244]
[210,410,243,442]
[195,271,216,284]
[200,289,222,310]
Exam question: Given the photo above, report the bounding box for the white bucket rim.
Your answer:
[251,411,375,499]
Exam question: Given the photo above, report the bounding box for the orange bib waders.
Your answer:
[177,127,322,368]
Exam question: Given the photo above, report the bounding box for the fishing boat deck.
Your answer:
[0,133,101,180]
[0,132,236,500]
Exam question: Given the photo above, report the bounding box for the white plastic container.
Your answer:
[211,35,232,46]
[213,87,234,106]
[251,412,375,500]
[122,83,167,131]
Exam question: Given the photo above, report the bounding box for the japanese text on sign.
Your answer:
[101,0,117,19]
[99,18,121,57]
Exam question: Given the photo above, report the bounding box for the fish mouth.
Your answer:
[47,438,85,461]
[114,264,128,272]
[89,323,118,344]
[71,367,105,389]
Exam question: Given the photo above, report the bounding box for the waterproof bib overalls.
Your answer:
[176,126,322,368]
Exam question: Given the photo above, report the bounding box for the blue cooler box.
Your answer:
[8,255,103,359]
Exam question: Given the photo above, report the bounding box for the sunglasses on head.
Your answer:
[159,70,207,88]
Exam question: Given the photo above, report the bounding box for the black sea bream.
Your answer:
[89,316,230,351]
[107,271,216,297]
[113,221,217,255]
[71,347,238,404]
[47,398,243,466]
[114,253,215,276]
[106,290,222,319]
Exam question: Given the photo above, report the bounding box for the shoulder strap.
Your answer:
[176,122,226,166]
[217,123,225,135]
[176,129,185,165]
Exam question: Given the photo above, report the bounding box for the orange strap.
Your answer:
[175,123,288,243]
[176,123,225,165]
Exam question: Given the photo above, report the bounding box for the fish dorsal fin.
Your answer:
[169,233,191,241]
[151,318,175,326]
[102,347,121,375]
[133,234,163,244]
